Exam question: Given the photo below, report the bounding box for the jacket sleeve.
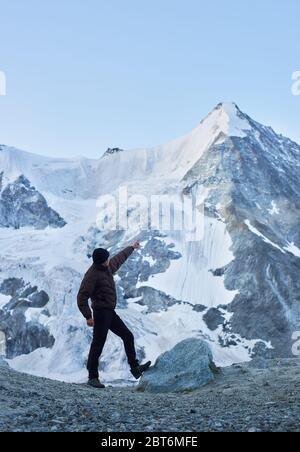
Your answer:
[77,272,97,320]
[109,246,134,274]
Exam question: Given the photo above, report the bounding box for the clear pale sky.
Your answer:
[0,0,299,158]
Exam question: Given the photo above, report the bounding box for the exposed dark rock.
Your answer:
[0,278,54,359]
[250,341,276,360]
[103,148,125,158]
[192,304,207,313]
[0,175,66,229]
[0,311,55,358]
[130,286,185,313]
[210,267,226,277]
[203,308,226,331]
[0,278,25,297]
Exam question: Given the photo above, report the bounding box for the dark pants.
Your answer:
[87,308,138,379]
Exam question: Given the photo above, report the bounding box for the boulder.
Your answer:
[137,338,217,393]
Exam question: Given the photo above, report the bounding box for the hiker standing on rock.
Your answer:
[77,241,151,388]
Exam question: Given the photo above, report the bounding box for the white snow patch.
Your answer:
[0,294,10,309]
[268,201,280,216]
[138,217,238,307]
[25,308,51,326]
[284,242,300,258]
[8,347,88,383]
[245,220,285,253]
[130,302,271,370]
[217,102,251,138]
[142,255,156,266]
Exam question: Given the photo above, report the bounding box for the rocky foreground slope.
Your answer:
[1,358,299,433]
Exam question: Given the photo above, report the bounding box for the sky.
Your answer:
[0,0,299,158]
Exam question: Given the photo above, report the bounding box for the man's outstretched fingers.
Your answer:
[132,241,141,249]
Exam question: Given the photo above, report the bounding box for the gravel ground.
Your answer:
[1,358,300,432]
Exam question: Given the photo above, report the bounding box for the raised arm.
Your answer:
[109,246,135,274]
[77,272,97,320]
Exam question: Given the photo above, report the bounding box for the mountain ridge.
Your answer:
[1,102,299,193]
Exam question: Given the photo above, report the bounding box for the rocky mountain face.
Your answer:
[0,174,66,229]
[0,277,54,358]
[0,103,299,383]
[182,105,300,358]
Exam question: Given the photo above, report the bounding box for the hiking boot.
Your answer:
[130,361,152,380]
[87,378,106,389]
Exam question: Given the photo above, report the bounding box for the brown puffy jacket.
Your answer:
[77,246,134,319]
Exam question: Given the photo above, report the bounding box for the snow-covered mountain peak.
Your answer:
[144,102,253,182]
[0,103,296,201]
[199,102,252,139]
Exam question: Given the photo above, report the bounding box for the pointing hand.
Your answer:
[132,241,141,250]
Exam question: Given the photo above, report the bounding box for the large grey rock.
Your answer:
[137,338,216,393]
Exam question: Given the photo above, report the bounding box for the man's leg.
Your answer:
[87,309,113,379]
[110,312,139,368]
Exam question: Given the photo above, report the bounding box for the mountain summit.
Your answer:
[0,103,290,196]
[199,102,252,138]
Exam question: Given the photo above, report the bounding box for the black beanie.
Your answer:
[92,248,110,265]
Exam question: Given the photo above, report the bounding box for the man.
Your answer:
[77,241,151,389]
